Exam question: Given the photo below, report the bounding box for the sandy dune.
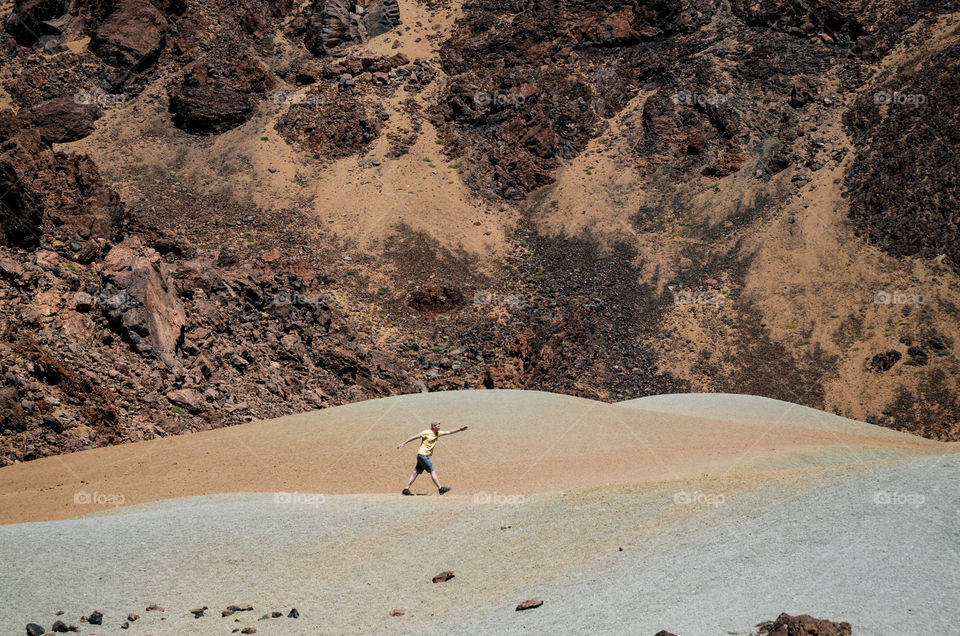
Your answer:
[1,391,958,635]
[0,390,946,525]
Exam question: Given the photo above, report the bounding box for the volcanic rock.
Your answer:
[755,612,852,636]
[515,599,543,611]
[19,96,102,144]
[432,570,454,583]
[89,0,168,71]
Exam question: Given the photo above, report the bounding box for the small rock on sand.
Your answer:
[26,624,45,636]
[515,599,543,611]
[432,571,454,583]
[88,611,103,625]
[288,608,299,619]
[146,605,164,612]
[389,609,405,616]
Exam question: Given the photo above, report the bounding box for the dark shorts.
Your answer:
[415,454,435,474]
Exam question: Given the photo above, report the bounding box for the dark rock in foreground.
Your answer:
[755,612,852,636]
[432,571,454,583]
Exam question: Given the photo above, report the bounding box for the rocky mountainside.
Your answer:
[1,0,958,463]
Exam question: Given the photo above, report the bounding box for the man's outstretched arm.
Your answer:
[397,434,421,449]
[440,426,468,435]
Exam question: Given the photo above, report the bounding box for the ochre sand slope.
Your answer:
[0,390,951,525]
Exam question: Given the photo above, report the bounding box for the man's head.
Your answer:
[431,421,441,432]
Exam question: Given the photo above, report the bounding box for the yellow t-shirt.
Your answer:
[417,429,443,456]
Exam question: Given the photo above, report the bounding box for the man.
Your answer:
[397,420,468,495]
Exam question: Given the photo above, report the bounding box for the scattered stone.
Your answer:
[50,621,70,633]
[26,625,45,636]
[288,609,299,619]
[190,606,208,618]
[127,614,139,621]
[867,350,901,372]
[907,346,929,366]
[755,612,852,636]
[146,605,164,612]
[432,571,455,583]
[167,389,205,413]
[20,96,102,144]
[241,629,256,634]
[515,599,543,611]
[389,609,404,616]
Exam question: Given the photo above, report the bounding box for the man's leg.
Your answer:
[405,470,419,490]
[429,470,442,490]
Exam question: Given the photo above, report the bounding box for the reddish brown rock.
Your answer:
[755,613,852,636]
[19,96,102,144]
[0,114,125,253]
[103,239,186,368]
[304,0,400,56]
[89,0,168,71]
[60,312,95,343]
[168,56,276,134]
[4,0,69,46]
[432,571,454,583]
[408,286,465,316]
[167,388,205,412]
[515,599,543,611]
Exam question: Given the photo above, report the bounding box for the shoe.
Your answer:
[438,487,451,495]
[402,488,413,496]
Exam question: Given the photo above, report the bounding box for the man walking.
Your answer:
[397,420,468,495]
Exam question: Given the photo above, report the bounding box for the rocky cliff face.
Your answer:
[1,0,958,463]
